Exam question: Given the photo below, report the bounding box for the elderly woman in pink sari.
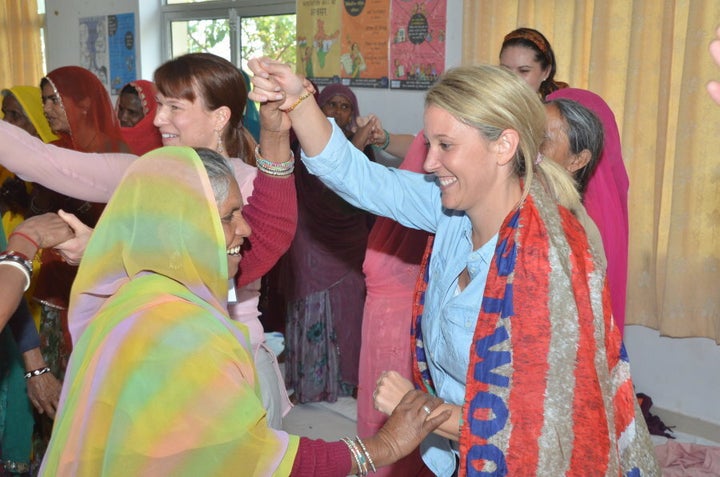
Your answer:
[546,88,630,332]
[40,146,448,476]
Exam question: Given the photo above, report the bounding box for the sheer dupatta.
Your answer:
[41,147,298,476]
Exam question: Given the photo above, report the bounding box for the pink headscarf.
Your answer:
[547,87,629,333]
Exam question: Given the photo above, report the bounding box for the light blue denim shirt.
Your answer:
[302,120,498,476]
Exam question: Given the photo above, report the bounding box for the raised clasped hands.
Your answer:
[247,57,315,133]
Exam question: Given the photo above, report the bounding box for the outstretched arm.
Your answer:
[290,390,450,475]
[0,121,135,202]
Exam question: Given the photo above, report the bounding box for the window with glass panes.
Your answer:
[161,0,296,71]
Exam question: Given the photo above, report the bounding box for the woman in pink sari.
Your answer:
[356,133,434,476]
[546,88,629,332]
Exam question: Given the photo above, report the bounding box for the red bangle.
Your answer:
[8,231,39,250]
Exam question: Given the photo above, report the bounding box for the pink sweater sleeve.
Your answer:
[0,120,134,202]
[236,171,297,287]
[0,121,297,286]
[290,437,352,476]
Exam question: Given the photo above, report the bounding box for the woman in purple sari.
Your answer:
[281,84,375,403]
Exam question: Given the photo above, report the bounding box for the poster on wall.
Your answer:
[389,0,446,90]
[79,13,136,96]
[339,0,389,88]
[296,0,343,86]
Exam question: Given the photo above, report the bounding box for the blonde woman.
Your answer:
[249,59,659,476]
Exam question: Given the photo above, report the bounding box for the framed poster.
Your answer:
[80,13,136,95]
[389,0,446,90]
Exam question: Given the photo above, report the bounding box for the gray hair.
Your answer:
[193,147,234,205]
[544,98,604,194]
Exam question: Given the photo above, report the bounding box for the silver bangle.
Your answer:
[0,260,31,291]
[342,437,367,476]
[355,436,376,473]
[0,250,33,274]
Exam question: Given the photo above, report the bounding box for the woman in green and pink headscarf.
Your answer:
[40,146,447,476]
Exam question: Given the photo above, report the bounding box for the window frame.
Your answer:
[161,0,295,65]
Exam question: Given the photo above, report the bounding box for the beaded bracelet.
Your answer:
[24,366,51,379]
[282,91,312,113]
[254,145,295,177]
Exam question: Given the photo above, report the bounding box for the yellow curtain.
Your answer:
[0,0,44,87]
[463,0,720,342]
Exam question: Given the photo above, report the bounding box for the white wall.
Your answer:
[45,0,461,133]
[43,0,720,432]
[44,0,160,80]
[625,326,720,427]
[351,0,464,134]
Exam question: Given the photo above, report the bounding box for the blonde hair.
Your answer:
[425,65,580,211]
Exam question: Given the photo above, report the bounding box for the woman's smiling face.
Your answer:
[500,45,549,94]
[422,104,498,214]
[217,179,251,278]
[153,90,218,151]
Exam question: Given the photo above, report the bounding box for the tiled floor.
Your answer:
[651,431,720,447]
[276,365,720,469]
[275,357,357,440]
[283,396,358,440]
[283,395,720,449]
[282,396,720,477]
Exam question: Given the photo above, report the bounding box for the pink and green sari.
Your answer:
[40,147,298,476]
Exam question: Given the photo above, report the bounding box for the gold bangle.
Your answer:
[283,91,311,113]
